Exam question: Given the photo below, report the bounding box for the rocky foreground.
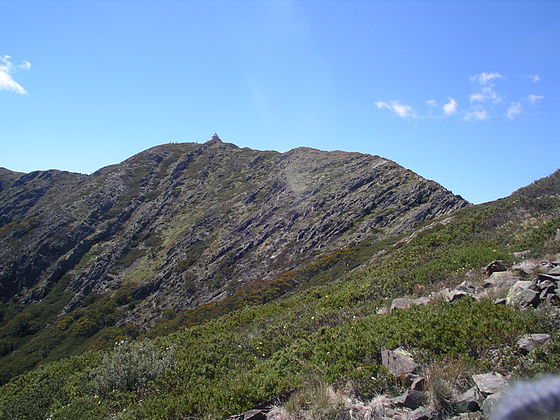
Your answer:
[232,254,560,420]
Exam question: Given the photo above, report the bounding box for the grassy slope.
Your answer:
[0,171,559,419]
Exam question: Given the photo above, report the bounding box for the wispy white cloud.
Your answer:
[506,102,522,120]
[469,72,503,104]
[528,74,540,83]
[375,100,417,118]
[528,94,544,105]
[468,86,502,104]
[468,93,484,103]
[377,72,543,123]
[443,98,458,115]
[471,72,503,85]
[0,55,31,94]
[464,109,489,121]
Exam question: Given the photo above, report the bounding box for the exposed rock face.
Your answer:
[0,139,468,325]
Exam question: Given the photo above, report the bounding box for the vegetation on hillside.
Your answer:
[0,141,469,384]
[0,170,558,419]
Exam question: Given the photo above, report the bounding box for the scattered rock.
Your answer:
[517,333,551,354]
[506,281,538,306]
[456,387,481,413]
[555,228,560,241]
[513,250,530,258]
[244,410,267,420]
[539,287,555,301]
[537,279,555,290]
[447,290,470,303]
[537,273,560,283]
[449,413,484,419]
[482,391,504,417]
[407,406,433,420]
[543,291,560,304]
[485,260,507,276]
[229,409,267,420]
[472,373,508,396]
[483,272,520,289]
[410,376,426,391]
[521,288,539,306]
[393,390,426,410]
[376,306,389,315]
[391,298,415,311]
[456,281,477,293]
[390,393,407,407]
[549,266,560,275]
[437,288,451,298]
[493,298,506,305]
[413,297,432,306]
[381,347,420,378]
[511,260,539,275]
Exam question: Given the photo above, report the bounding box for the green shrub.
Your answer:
[91,340,175,396]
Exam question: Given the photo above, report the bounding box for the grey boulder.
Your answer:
[472,373,508,396]
[506,281,538,306]
[381,347,420,378]
[456,387,482,413]
[517,333,551,354]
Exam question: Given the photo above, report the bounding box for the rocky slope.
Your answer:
[0,136,468,327]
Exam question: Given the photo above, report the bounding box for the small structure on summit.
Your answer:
[208,133,222,142]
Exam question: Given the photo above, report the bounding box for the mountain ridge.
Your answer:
[0,137,476,384]
[0,139,468,318]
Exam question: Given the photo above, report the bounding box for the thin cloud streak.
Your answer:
[375,100,417,118]
[528,94,544,105]
[464,109,489,121]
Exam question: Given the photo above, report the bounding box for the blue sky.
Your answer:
[0,0,558,203]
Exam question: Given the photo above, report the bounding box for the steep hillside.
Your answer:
[0,136,468,381]
[0,169,558,419]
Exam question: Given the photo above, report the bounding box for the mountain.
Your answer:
[2,138,559,419]
[0,137,466,328]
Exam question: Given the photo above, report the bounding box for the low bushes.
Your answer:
[91,340,175,396]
